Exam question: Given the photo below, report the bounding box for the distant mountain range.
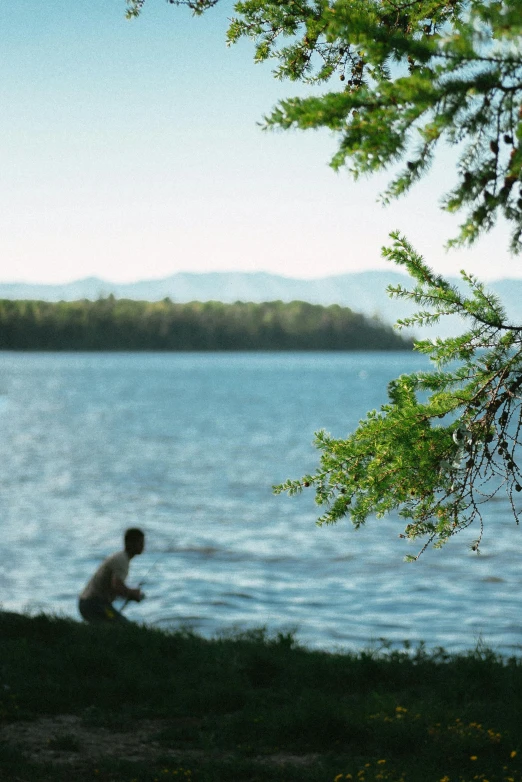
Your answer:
[1,270,521,337]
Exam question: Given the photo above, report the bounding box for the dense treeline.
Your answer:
[0,297,412,351]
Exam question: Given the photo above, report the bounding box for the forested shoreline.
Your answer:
[0,297,412,351]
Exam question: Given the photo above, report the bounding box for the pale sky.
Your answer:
[1,0,520,283]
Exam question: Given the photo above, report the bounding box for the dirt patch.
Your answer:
[0,715,169,765]
[0,716,320,768]
[258,751,321,767]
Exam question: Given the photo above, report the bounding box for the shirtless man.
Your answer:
[79,528,145,623]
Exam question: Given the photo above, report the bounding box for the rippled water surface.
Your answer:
[1,351,521,653]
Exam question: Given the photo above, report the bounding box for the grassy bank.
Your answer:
[0,612,521,782]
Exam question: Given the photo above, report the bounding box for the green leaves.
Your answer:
[275,234,522,556]
[227,0,522,251]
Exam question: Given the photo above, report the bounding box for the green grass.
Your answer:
[0,612,521,781]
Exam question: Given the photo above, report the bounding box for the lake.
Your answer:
[1,351,521,654]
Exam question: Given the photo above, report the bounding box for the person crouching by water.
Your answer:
[79,528,145,623]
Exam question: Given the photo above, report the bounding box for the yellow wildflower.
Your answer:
[470,755,477,761]
[511,750,517,758]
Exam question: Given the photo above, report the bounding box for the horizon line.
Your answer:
[0,268,519,286]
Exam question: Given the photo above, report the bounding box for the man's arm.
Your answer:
[111,575,143,602]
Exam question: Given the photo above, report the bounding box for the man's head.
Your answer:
[124,527,145,558]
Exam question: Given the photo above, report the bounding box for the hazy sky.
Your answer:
[1,0,521,283]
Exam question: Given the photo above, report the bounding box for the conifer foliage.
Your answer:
[129,0,522,554]
[276,233,522,557]
[227,0,522,251]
